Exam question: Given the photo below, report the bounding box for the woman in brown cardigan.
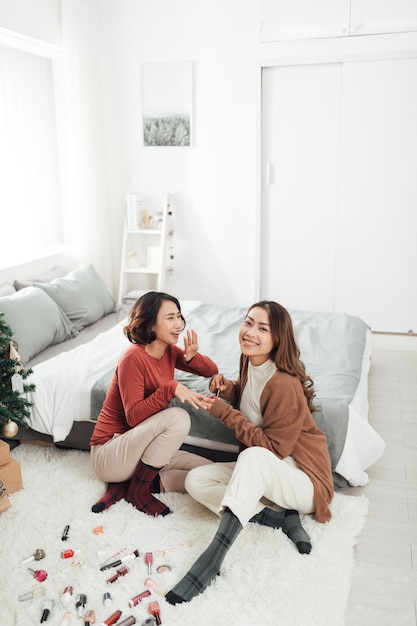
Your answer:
[166,300,334,605]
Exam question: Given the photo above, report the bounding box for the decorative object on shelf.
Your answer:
[118,193,175,304]
[0,313,35,437]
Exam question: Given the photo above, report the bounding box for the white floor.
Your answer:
[345,339,417,625]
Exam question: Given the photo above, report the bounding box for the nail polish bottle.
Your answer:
[75,594,87,617]
[83,609,96,625]
[148,601,162,625]
[103,592,112,607]
[61,586,73,604]
[40,598,55,623]
[27,568,48,582]
[22,548,46,564]
[61,549,79,559]
[60,612,72,626]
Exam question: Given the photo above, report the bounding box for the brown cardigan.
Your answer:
[209,355,334,523]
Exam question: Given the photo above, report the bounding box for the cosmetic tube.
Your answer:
[100,549,140,571]
[100,609,122,626]
[18,588,46,602]
[117,617,136,626]
[128,590,151,607]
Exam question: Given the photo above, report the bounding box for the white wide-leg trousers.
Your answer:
[185,446,315,526]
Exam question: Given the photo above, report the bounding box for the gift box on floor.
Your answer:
[0,440,11,466]
[0,458,23,494]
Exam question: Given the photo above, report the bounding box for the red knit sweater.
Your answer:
[90,343,217,446]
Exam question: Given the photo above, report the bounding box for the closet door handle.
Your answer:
[266,162,275,186]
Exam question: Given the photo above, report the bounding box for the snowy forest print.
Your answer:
[142,62,193,148]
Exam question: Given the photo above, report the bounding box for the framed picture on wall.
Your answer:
[141,61,193,147]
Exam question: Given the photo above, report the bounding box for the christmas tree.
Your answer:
[0,312,35,438]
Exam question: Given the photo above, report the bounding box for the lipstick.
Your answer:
[100,609,122,626]
[128,589,151,607]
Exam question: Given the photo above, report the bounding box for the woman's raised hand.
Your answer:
[183,329,198,363]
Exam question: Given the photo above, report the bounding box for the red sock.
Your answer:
[91,481,128,513]
[125,461,171,517]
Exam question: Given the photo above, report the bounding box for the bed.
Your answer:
[0,266,385,487]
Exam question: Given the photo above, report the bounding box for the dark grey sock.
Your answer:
[165,508,243,604]
[250,507,311,554]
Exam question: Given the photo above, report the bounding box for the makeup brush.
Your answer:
[100,549,140,571]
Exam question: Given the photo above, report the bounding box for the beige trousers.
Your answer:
[185,446,315,527]
[90,406,212,492]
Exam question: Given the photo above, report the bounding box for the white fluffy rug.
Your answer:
[3,444,368,626]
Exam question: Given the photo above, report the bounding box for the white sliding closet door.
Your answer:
[261,63,342,312]
[261,58,417,332]
[335,58,417,332]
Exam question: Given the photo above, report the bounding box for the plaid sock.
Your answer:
[251,507,311,554]
[125,460,171,517]
[282,510,311,554]
[91,481,129,513]
[165,508,242,605]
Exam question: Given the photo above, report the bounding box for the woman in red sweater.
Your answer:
[166,300,334,604]
[90,291,217,517]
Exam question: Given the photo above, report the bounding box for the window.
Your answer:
[0,36,65,267]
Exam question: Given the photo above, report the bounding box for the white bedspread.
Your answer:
[27,320,130,442]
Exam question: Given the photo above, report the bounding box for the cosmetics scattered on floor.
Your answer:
[17,525,169,625]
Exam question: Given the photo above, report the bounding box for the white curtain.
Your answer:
[0,45,63,266]
[61,0,115,290]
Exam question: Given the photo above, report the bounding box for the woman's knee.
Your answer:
[163,406,191,434]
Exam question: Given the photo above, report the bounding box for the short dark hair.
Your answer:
[124,291,185,344]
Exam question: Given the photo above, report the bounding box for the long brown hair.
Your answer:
[124,291,185,344]
[247,300,317,412]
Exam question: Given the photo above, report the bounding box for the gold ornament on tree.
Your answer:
[2,419,19,438]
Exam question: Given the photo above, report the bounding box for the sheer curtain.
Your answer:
[0,44,63,266]
[60,0,115,289]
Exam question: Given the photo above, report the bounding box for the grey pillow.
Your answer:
[13,265,68,290]
[0,287,76,364]
[0,282,16,296]
[34,263,116,330]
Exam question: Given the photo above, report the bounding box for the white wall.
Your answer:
[95,0,264,306]
[0,0,61,45]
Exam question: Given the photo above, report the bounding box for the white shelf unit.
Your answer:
[118,193,172,304]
